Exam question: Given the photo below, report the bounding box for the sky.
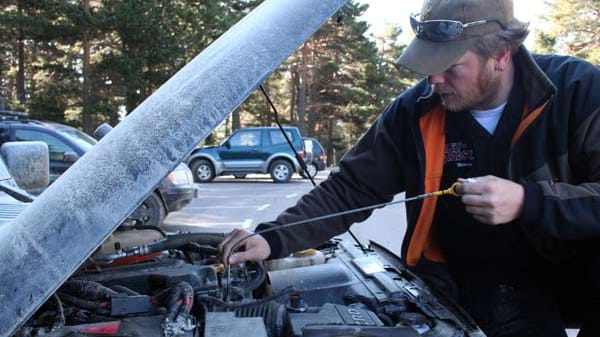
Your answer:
[357,0,551,47]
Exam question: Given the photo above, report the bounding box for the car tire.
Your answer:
[306,163,318,178]
[270,159,293,183]
[233,174,247,179]
[128,191,166,226]
[190,159,215,183]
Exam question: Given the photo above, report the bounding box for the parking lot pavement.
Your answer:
[162,173,323,233]
[163,168,406,256]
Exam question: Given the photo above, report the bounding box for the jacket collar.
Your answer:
[513,45,557,112]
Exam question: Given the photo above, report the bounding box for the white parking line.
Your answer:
[196,195,280,199]
[256,204,270,211]
[188,206,260,209]
[286,193,299,199]
[242,219,253,229]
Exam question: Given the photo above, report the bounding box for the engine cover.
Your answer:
[287,303,382,337]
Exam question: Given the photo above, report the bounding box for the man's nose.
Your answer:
[427,73,445,85]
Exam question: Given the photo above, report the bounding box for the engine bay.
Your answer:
[16,227,485,337]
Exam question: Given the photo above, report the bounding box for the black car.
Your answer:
[301,137,326,178]
[0,111,196,226]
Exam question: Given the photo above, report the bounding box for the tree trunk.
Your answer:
[327,116,335,165]
[0,56,4,106]
[232,110,240,131]
[308,80,318,137]
[16,0,26,104]
[297,43,308,134]
[262,82,273,126]
[307,41,318,137]
[109,111,119,126]
[30,44,37,96]
[82,0,93,133]
[225,115,231,136]
[289,65,297,123]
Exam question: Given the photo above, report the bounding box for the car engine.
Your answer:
[15,227,485,337]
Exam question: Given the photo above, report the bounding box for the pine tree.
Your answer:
[235,1,415,164]
[535,0,600,65]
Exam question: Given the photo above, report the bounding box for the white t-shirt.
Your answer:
[470,102,507,134]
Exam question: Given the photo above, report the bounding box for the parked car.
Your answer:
[300,137,326,178]
[0,111,196,226]
[187,126,308,183]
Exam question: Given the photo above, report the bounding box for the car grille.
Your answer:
[0,203,28,222]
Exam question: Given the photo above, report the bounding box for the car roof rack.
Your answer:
[0,110,29,120]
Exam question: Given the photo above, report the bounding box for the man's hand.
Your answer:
[455,175,525,225]
[218,228,271,266]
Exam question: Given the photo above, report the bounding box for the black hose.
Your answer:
[234,300,287,337]
[197,285,294,309]
[228,286,246,299]
[183,242,219,256]
[178,282,194,317]
[109,285,140,296]
[51,294,65,330]
[244,262,266,291]
[161,281,194,321]
[128,225,168,237]
[141,233,225,254]
[165,285,183,321]
[59,280,118,301]
[377,313,394,326]
[57,293,110,315]
[344,294,379,313]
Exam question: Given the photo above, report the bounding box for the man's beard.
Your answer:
[435,65,502,112]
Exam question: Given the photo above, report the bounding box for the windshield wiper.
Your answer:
[0,180,34,203]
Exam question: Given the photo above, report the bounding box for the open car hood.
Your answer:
[0,0,348,334]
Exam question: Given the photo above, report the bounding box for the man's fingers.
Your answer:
[217,230,236,254]
[229,250,254,265]
[464,205,486,215]
[218,229,271,266]
[461,193,488,207]
[219,228,252,265]
[473,214,493,225]
[218,228,244,251]
[464,205,494,224]
[456,177,486,195]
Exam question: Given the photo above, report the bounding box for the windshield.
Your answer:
[58,129,97,152]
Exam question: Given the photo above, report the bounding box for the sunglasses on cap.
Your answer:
[410,13,507,42]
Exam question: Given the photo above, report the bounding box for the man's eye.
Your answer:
[445,66,458,75]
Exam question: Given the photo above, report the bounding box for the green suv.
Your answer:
[186,126,306,183]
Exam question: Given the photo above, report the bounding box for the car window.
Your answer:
[0,127,10,146]
[58,129,96,152]
[313,140,324,154]
[14,129,76,160]
[229,130,261,147]
[269,130,293,145]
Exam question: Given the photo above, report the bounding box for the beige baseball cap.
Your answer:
[396,0,514,75]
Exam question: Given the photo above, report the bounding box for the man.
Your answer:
[220,0,600,336]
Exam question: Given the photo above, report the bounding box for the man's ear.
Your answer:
[494,48,512,69]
